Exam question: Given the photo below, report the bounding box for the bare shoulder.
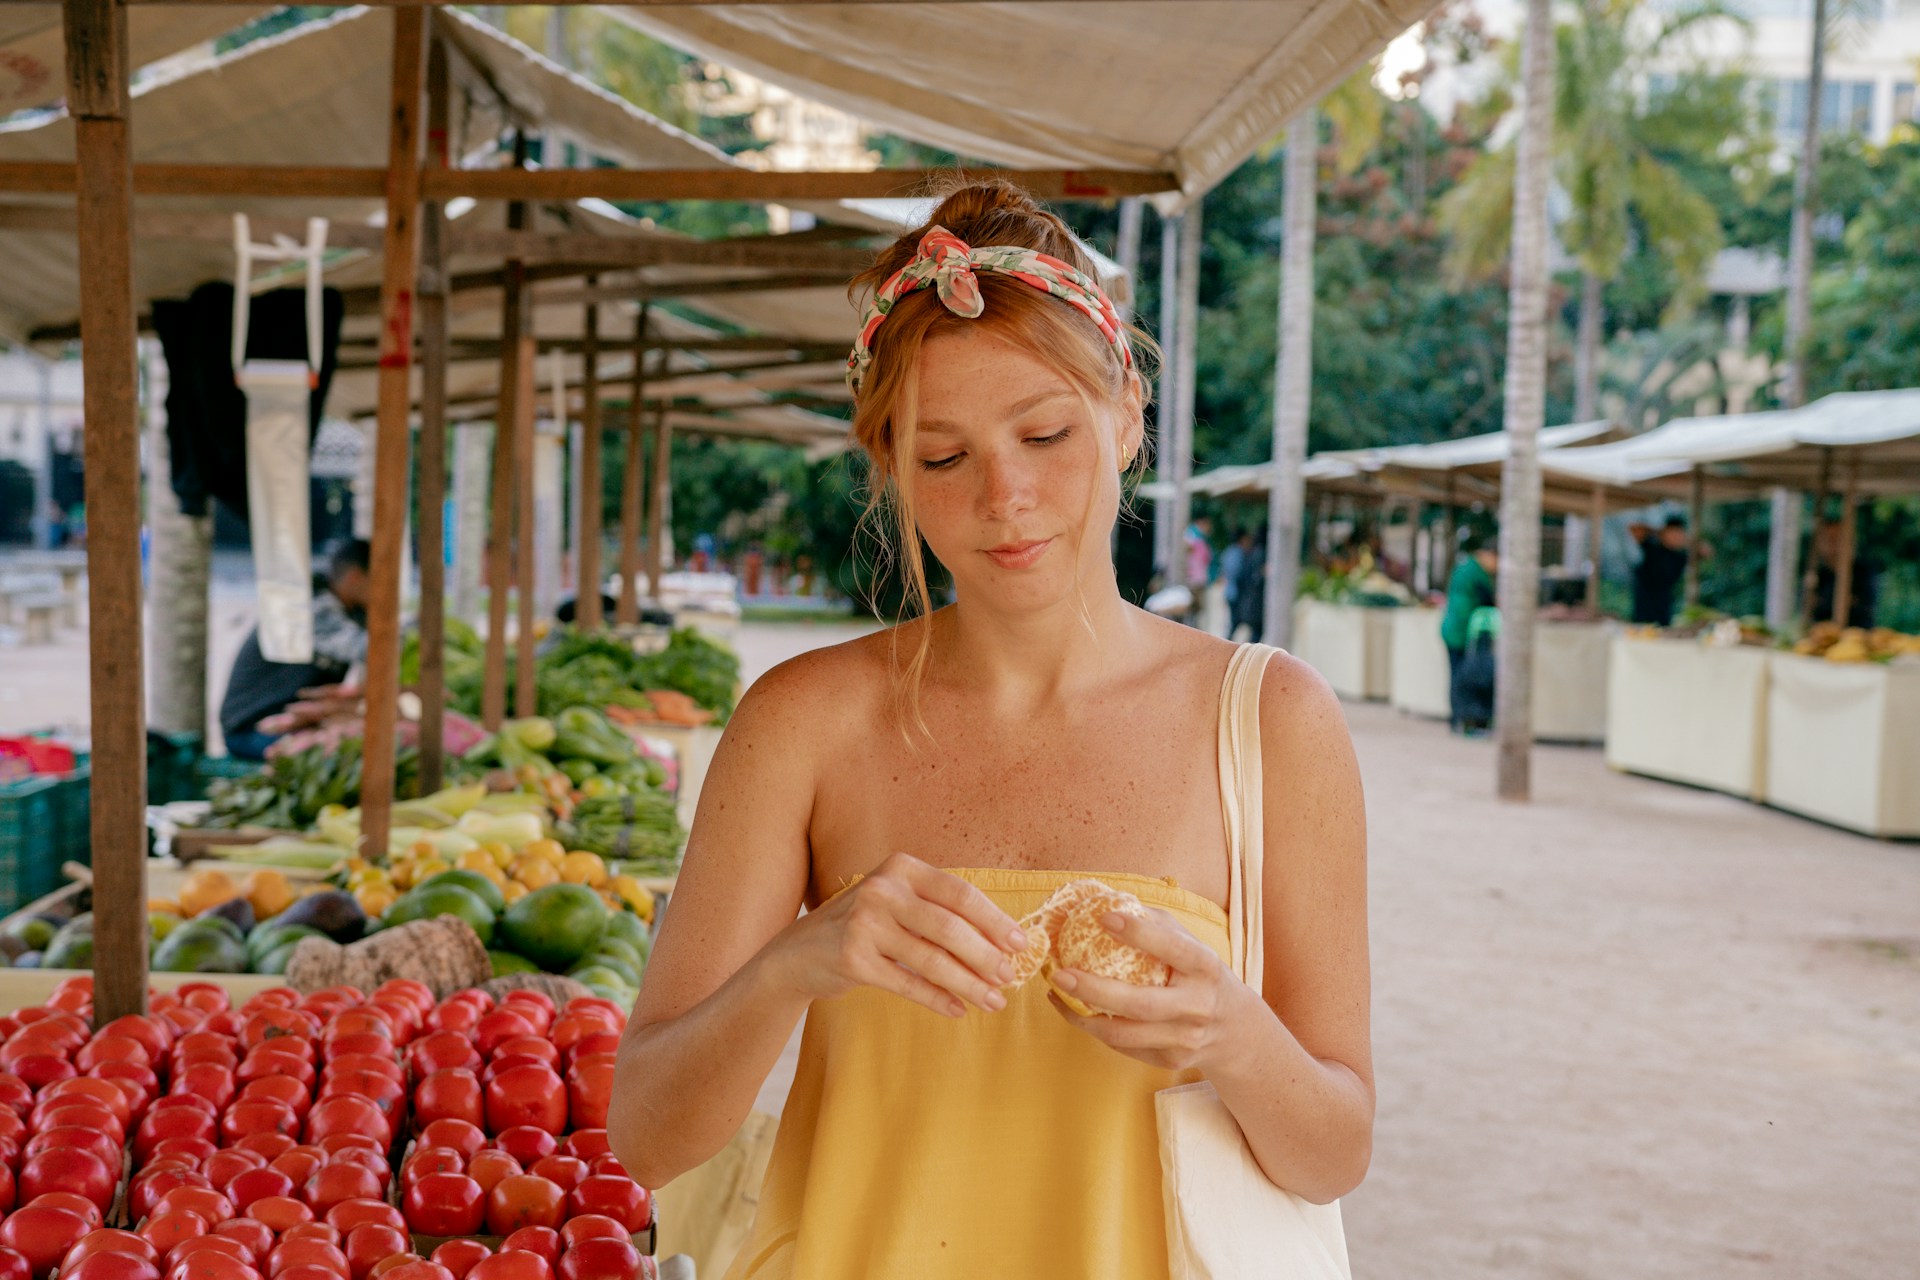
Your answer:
[1255,648,1364,818]
[725,625,897,748]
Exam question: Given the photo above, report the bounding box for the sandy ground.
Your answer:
[4,584,1917,1275]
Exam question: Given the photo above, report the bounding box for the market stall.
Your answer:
[1763,652,1920,839]
[1293,599,1395,701]
[1605,636,1771,800]
[1387,608,1615,740]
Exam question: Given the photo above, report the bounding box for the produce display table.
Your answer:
[1292,600,1394,701]
[0,967,282,1012]
[1605,638,1770,799]
[1387,610,1613,741]
[1763,654,1920,838]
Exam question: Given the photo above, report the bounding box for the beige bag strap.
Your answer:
[1217,642,1277,995]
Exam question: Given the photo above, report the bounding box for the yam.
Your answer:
[284,915,491,998]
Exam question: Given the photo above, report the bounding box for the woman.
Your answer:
[609,182,1373,1277]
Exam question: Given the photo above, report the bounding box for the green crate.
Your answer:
[146,730,204,805]
[46,765,90,889]
[0,777,58,917]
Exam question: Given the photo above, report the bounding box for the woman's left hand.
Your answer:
[1049,908,1255,1073]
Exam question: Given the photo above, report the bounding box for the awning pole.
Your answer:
[1585,483,1604,612]
[356,6,428,862]
[414,30,450,792]
[616,303,650,625]
[646,369,673,602]
[512,319,538,717]
[1834,450,1859,626]
[63,0,148,1021]
[1798,446,1834,628]
[1683,465,1704,610]
[575,278,603,629]
[482,136,529,730]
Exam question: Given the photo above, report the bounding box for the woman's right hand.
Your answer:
[770,852,1029,1018]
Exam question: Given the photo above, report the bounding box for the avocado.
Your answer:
[198,896,256,936]
[417,869,507,916]
[44,919,95,970]
[273,890,368,942]
[569,952,639,988]
[153,920,249,974]
[247,922,324,965]
[384,884,496,946]
[1,917,55,952]
[13,951,41,969]
[253,942,300,976]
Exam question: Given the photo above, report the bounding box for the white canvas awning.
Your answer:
[611,0,1438,208]
[0,4,267,113]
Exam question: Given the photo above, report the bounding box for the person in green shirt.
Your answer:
[1440,533,1498,732]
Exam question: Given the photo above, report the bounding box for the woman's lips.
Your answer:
[983,538,1054,569]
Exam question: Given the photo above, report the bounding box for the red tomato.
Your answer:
[470,1012,535,1061]
[150,1186,236,1226]
[341,1226,409,1280]
[555,1218,625,1250]
[151,1136,221,1168]
[365,1257,423,1280]
[317,1074,405,1127]
[484,1066,565,1137]
[316,1134,384,1159]
[483,1176,564,1237]
[224,1167,297,1212]
[479,1056,549,1089]
[98,1015,172,1056]
[202,1149,268,1191]
[175,983,231,1013]
[279,1225,339,1249]
[239,1077,312,1120]
[210,1220,275,1264]
[159,1007,203,1037]
[0,1247,28,1280]
[406,1035,479,1085]
[0,1075,34,1116]
[315,1035,390,1066]
[402,1173,486,1238]
[39,1077,134,1126]
[525,1157,586,1194]
[239,1010,320,1052]
[566,1179,651,1233]
[426,1241,489,1280]
[559,1034,619,1069]
[325,1149,390,1193]
[227,1131,295,1161]
[413,1071,482,1130]
[322,1010,392,1043]
[165,1238,250,1269]
[558,1131,610,1163]
[544,1020,610,1059]
[374,981,434,1018]
[302,1096,390,1147]
[564,1060,613,1132]
[26,1191,101,1231]
[33,1100,126,1143]
[130,1170,213,1222]
[9,1056,76,1091]
[0,1108,24,1147]
[465,1255,550,1280]
[236,1054,314,1091]
[422,1003,479,1037]
[361,1003,420,1047]
[554,1239,640,1280]
[268,1151,324,1187]
[273,1266,345,1280]
[24,1124,121,1170]
[87,1067,158,1118]
[265,1238,349,1278]
[56,1250,160,1280]
[222,1101,303,1147]
[170,1062,238,1111]
[65,1229,159,1267]
[75,1035,151,1075]
[463,1151,521,1198]
[489,1127,556,1167]
[135,1105,216,1161]
[0,1163,15,1215]
[499,989,553,1018]
[301,1163,382,1215]
[401,1148,464,1187]
[319,1059,404,1094]
[0,1202,90,1277]
[245,1198,313,1234]
[563,998,624,1024]
[162,1250,260,1280]
[137,1209,208,1259]
[416,1120,484,1162]
[323,1200,403,1236]
[19,1149,115,1211]
[378,1264,452,1280]
[494,1229,558,1267]
[170,1033,239,1067]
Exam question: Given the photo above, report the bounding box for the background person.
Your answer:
[1441,532,1497,733]
[1811,518,1878,628]
[1628,515,1690,626]
[218,538,370,760]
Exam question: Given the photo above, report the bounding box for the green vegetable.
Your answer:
[551,707,636,768]
[206,739,420,832]
[505,717,557,752]
[561,790,685,877]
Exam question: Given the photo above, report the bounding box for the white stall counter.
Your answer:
[1764,654,1920,838]
[1605,638,1769,800]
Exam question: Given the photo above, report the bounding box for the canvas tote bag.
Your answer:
[1156,642,1354,1279]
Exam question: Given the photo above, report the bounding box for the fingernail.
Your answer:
[1007,929,1028,951]
[948,999,965,1018]
[998,961,1015,984]
[984,990,1006,1011]
[1103,913,1127,933]
[1054,970,1078,992]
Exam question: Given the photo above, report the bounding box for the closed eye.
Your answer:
[917,427,1073,472]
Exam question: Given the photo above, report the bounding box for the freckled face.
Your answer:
[904,330,1136,607]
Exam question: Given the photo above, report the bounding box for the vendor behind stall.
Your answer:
[1629,516,1689,626]
[220,539,370,760]
[1811,518,1878,628]
[1441,532,1498,733]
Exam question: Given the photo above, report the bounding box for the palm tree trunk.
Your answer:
[1155,214,1181,579]
[1769,0,1827,629]
[1266,111,1318,649]
[1564,269,1604,570]
[1167,206,1203,590]
[1495,0,1556,801]
[144,342,210,738]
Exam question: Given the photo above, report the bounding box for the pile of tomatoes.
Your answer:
[0,976,654,1280]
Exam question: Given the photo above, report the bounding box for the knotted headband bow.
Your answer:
[846,225,1132,397]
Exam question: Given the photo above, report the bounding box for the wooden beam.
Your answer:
[0,202,387,248]
[1683,466,1704,610]
[128,0,1178,5]
[481,162,529,731]
[1834,451,1859,626]
[512,320,538,717]
[531,272,851,307]
[646,397,671,604]
[446,230,873,271]
[415,33,451,794]
[0,161,1177,202]
[617,305,650,626]
[576,280,603,630]
[63,0,147,1024]
[1585,483,1604,613]
[357,6,429,863]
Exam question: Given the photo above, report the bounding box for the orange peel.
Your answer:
[1002,878,1171,1016]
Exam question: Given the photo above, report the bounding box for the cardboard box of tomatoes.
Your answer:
[0,974,662,1280]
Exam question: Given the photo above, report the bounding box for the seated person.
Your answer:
[219,539,370,760]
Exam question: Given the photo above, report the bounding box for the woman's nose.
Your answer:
[976,449,1037,518]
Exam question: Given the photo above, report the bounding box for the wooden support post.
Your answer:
[1440,477,1459,584]
[481,143,530,730]
[1800,447,1834,628]
[1585,483,1604,613]
[646,390,672,605]
[357,6,428,862]
[415,32,450,792]
[1834,451,1859,626]
[575,279,603,629]
[1683,466,1704,610]
[63,0,146,1022]
[512,328,538,716]
[616,304,650,625]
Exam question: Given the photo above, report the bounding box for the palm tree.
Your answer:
[1438,0,1740,422]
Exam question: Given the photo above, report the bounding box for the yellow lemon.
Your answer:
[609,875,653,920]
[525,837,567,864]
[356,887,398,918]
[516,858,560,891]
[501,880,530,905]
[484,842,516,870]
[560,852,608,888]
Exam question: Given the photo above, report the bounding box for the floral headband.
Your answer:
[845,226,1132,397]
